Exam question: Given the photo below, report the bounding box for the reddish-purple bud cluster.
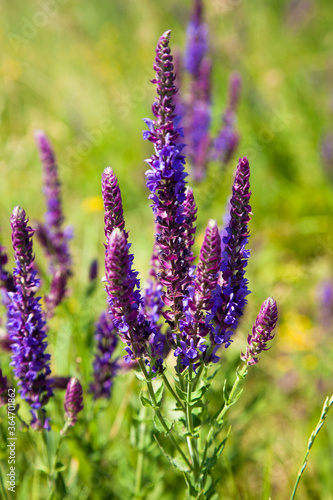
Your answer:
[241,298,278,365]
[64,377,83,426]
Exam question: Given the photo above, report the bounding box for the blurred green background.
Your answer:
[1,0,333,498]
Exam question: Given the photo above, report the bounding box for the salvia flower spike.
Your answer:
[64,377,83,427]
[210,157,251,359]
[7,206,53,429]
[144,30,191,330]
[241,297,278,365]
[34,130,72,315]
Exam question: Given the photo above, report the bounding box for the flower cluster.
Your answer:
[210,157,251,358]
[176,0,241,181]
[34,131,72,316]
[7,206,53,429]
[241,297,278,365]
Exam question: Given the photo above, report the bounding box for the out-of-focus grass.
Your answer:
[1,0,333,498]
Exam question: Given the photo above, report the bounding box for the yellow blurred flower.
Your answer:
[278,312,314,352]
[82,196,103,213]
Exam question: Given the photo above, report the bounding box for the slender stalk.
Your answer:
[290,394,333,500]
[186,364,200,483]
[134,407,146,499]
[161,372,185,411]
[138,359,192,470]
[214,364,248,423]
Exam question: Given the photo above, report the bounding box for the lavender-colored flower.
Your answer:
[89,259,98,282]
[144,30,191,329]
[209,157,251,359]
[214,72,242,164]
[241,297,278,365]
[90,312,119,399]
[51,376,71,390]
[183,186,197,266]
[317,280,333,327]
[105,228,154,363]
[34,130,72,316]
[7,207,53,429]
[184,0,208,77]
[64,377,83,426]
[0,368,8,406]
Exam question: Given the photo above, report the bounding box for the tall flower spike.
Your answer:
[175,219,221,365]
[64,377,83,427]
[105,228,153,363]
[144,31,191,330]
[7,206,53,429]
[210,157,251,359]
[241,297,278,365]
[183,187,197,267]
[34,131,72,316]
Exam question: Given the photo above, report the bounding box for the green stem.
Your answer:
[138,359,192,470]
[161,372,185,411]
[186,364,200,483]
[214,364,248,423]
[290,394,333,500]
[0,463,9,500]
[134,407,146,499]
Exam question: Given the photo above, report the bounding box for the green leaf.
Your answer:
[139,391,153,408]
[55,472,67,497]
[183,472,198,497]
[191,384,209,402]
[175,385,188,402]
[153,412,172,435]
[134,370,146,382]
[155,384,164,406]
[154,436,191,473]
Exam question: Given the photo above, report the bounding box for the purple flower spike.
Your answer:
[210,157,251,356]
[34,131,72,316]
[144,31,191,329]
[102,166,127,242]
[241,297,278,365]
[7,207,53,426]
[184,0,208,77]
[183,187,197,267]
[90,312,119,399]
[0,368,8,406]
[64,377,83,426]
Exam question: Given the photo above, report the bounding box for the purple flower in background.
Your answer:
[317,279,333,327]
[144,30,191,330]
[176,0,242,181]
[209,157,251,359]
[7,206,53,429]
[64,377,83,427]
[184,0,208,77]
[214,72,242,164]
[241,297,278,365]
[0,368,8,406]
[90,312,119,399]
[34,130,72,316]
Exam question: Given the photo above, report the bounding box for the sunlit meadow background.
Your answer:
[1,0,333,498]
